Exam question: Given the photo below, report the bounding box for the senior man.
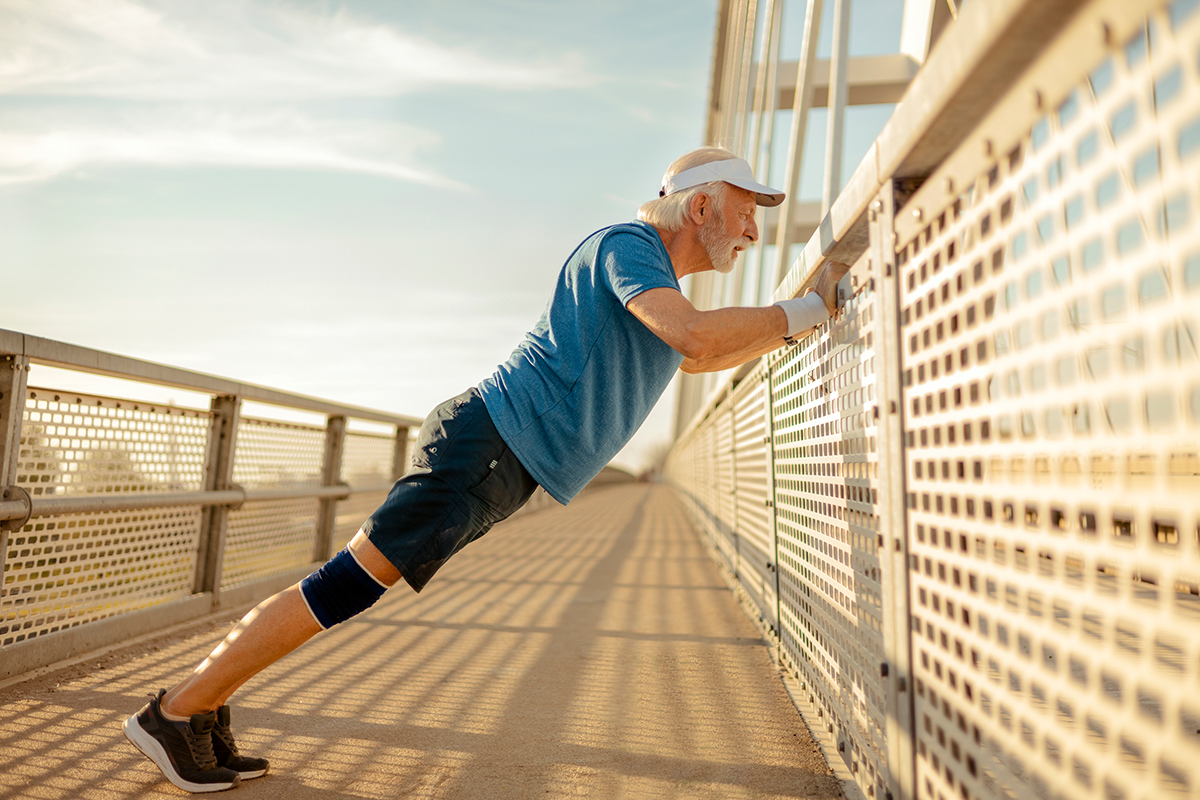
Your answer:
[124,145,849,792]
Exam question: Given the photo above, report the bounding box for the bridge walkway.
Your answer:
[0,483,842,800]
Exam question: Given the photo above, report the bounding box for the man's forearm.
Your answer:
[627,286,831,369]
[681,331,797,374]
[671,304,788,362]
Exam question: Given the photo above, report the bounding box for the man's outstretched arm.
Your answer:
[627,261,848,374]
[626,287,790,373]
[678,336,794,374]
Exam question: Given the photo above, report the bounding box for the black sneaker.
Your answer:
[212,705,269,779]
[123,689,241,793]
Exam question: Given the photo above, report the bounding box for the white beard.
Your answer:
[699,219,745,274]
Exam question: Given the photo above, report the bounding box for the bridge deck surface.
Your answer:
[0,484,841,800]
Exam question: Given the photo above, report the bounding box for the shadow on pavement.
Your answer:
[0,485,841,800]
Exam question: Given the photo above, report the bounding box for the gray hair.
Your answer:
[637,147,737,232]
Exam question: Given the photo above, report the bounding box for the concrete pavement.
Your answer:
[0,484,842,800]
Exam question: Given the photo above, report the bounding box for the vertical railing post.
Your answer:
[765,362,783,646]
[822,0,852,213]
[870,181,916,800]
[313,415,347,563]
[730,0,759,154]
[391,425,411,482]
[193,395,241,603]
[0,353,31,582]
[772,0,825,283]
[728,399,739,579]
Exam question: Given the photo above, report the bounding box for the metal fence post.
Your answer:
[728,400,740,580]
[313,415,347,562]
[0,354,30,582]
[392,425,411,482]
[193,395,241,602]
[765,363,783,647]
[870,181,916,800]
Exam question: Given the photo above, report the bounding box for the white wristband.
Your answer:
[773,292,830,338]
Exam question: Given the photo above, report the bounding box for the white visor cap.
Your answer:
[659,157,785,208]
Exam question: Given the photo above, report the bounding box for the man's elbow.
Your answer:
[674,324,719,361]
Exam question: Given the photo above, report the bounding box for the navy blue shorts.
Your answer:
[362,388,539,592]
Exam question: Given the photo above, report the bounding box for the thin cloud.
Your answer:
[0,107,470,187]
[0,0,597,99]
[0,0,599,184]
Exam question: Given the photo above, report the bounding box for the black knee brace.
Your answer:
[299,548,389,629]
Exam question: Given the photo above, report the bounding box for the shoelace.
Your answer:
[183,723,219,771]
[148,693,221,771]
[213,723,240,756]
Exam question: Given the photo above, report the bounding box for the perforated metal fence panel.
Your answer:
[0,331,416,677]
[330,430,396,551]
[896,3,1200,798]
[696,423,718,549]
[2,391,209,646]
[342,431,394,487]
[17,389,210,497]
[669,256,899,800]
[331,491,386,552]
[0,378,412,660]
[220,417,326,589]
[715,403,738,573]
[768,255,891,799]
[731,367,772,587]
[666,2,1200,798]
[231,417,325,488]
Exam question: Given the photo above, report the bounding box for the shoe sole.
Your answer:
[237,767,267,780]
[123,714,240,793]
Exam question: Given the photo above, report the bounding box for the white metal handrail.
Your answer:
[0,482,402,522]
[0,328,422,426]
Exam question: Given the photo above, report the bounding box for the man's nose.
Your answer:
[745,215,758,243]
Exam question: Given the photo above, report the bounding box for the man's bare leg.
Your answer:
[161,530,403,717]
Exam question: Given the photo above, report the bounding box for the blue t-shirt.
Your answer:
[478,221,684,504]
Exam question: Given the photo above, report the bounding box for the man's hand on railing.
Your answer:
[809,260,851,316]
[772,259,852,343]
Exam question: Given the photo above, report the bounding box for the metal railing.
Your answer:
[667,1,1200,799]
[0,328,421,680]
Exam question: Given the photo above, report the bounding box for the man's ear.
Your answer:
[688,191,709,225]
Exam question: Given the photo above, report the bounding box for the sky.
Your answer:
[0,0,905,473]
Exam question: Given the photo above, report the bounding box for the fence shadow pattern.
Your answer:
[0,486,844,800]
